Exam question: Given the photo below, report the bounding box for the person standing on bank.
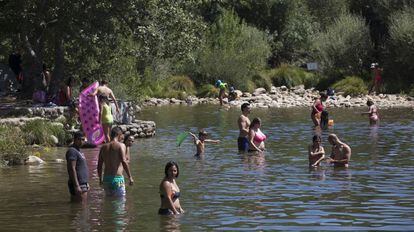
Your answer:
[66,132,89,202]
[238,103,251,152]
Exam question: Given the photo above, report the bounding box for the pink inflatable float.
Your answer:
[79,81,105,145]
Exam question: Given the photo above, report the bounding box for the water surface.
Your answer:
[1,105,413,231]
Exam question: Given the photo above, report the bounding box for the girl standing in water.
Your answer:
[159,161,184,215]
[311,92,328,128]
[100,96,113,143]
[361,99,379,125]
[308,135,325,167]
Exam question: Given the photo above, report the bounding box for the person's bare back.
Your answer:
[99,141,126,177]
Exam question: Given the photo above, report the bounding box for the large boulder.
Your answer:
[253,88,266,96]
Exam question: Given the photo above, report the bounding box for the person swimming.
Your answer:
[361,99,379,125]
[248,117,266,152]
[189,130,220,156]
[308,135,325,167]
[159,161,184,215]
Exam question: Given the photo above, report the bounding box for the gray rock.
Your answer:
[50,135,59,145]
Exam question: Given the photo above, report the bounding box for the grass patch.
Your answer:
[21,120,71,146]
[0,125,29,165]
[332,76,368,96]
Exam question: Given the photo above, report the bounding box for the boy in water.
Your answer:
[189,130,220,156]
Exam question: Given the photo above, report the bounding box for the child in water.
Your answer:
[308,135,325,167]
[189,130,220,156]
[100,96,113,143]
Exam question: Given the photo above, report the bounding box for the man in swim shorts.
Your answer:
[97,127,134,197]
[326,134,352,168]
[238,103,251,152]
[66,132,89,202]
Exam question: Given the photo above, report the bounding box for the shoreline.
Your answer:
[140,85,414,109]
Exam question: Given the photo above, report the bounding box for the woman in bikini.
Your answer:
[361,99,379,125]
[311,92,328,128]
[308,135,325,167]
[248,118,267,152]
[159,161,184,215]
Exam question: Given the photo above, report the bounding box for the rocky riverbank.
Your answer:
[141,85,414,108]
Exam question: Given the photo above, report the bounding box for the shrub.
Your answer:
[252,72,273,91]
[312,13,373,79]
[196,10,271,92]
[167,75,196,95]
[21,120,71,146]
[269,64,319,89]
[332,76,368,96]
[0,126,28,165]
[197,84,219,98]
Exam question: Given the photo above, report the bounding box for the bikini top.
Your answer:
[253,129,267,143]
[160,191,181,200]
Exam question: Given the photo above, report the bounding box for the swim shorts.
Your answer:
[103,175,126,197]
[158,208,174,215]
[237,137,249,152]
[68,181,90,195]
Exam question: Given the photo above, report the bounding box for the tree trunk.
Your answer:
[20,35,43,99]
[49,35,64,96]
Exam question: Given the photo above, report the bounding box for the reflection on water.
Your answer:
[1,105,414,230]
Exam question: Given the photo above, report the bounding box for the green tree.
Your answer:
[195,10,270,91]
[312,13,373,82]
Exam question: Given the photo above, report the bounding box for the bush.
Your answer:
[312,13,372,79]
[21,120,71,146]
[384,7,414,92]
[167,75,196,95]
[332,76,368,96]
[0,126,28,165]
[269,64,319,89]
[252,72,273,91]
[197,84,219,98]
[195,10,271,92]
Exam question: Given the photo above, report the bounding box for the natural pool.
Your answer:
[1,105,414,231]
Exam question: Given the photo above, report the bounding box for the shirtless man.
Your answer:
[97,127,134,197]
[326,134,351,168]
[90,80,120,113]
[238,103,251,152]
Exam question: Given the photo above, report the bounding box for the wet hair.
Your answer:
[241,103,250,112]
[164,161,179,178]
[198,129,208,138]
[312,135,321,143]
[73,131,84,141]
[100,80,108,85]
[124,134,133,143]
[65,77,74,86]
[249,117,261,129]
[111,127,123,139]
[367,100,374,106]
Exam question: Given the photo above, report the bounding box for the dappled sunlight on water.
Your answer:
[0,105,414,230]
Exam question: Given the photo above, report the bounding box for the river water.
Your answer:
[1,105,414,231]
